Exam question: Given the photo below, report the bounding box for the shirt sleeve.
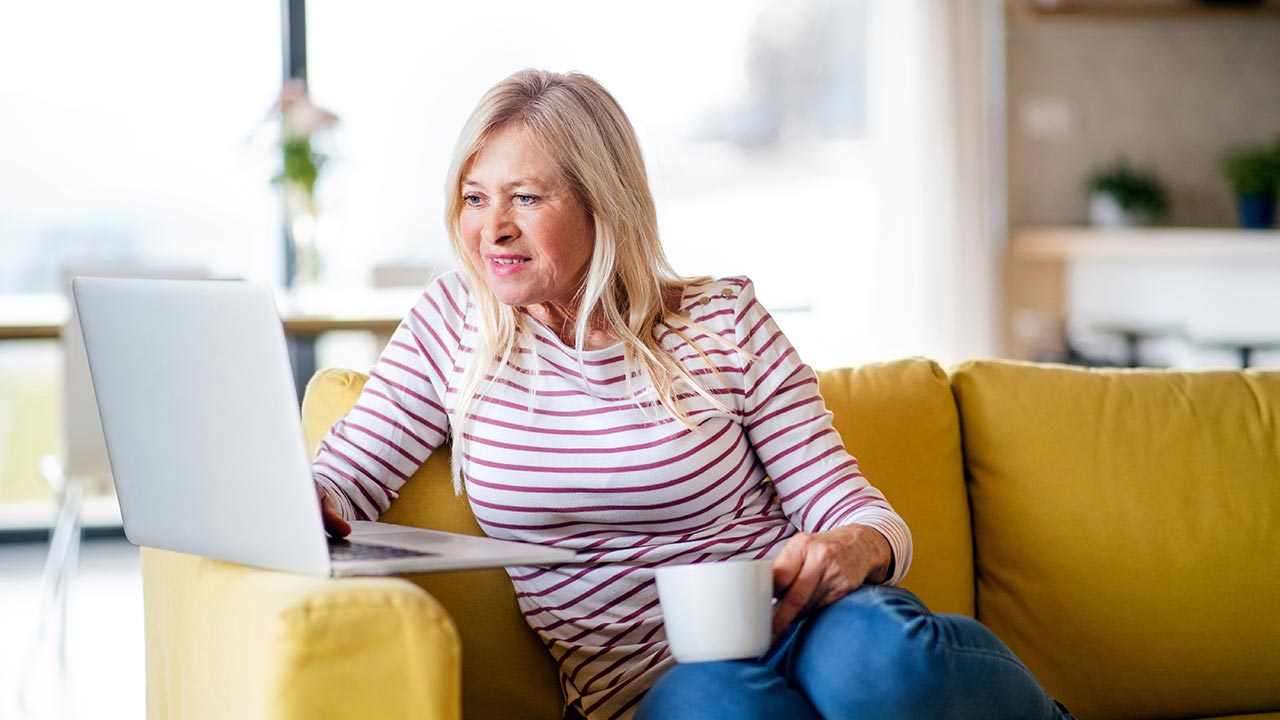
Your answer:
[311,274,466,521]
[732,278,912,585]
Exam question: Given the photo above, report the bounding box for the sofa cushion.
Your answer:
[817,358,973,616]
[952,360,1280,719]
[141,547,460,720]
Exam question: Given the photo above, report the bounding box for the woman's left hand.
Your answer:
[771,524,892,640]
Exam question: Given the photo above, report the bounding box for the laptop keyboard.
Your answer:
[328,538,437,561]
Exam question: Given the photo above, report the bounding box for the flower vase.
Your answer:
[1089,192,1153,229]
[283,182,325,288]
[1236,192,1277,230]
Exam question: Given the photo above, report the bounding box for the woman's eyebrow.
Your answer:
[462,177,550,191]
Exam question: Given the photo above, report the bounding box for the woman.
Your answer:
[312,69,1072,720]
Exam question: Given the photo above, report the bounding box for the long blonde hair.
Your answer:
[443,69,742,492]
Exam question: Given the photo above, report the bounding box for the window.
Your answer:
[0,0,282,513]
[0,0,284,293]
[306,0,879,368]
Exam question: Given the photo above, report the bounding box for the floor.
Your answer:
[0,537,144,720]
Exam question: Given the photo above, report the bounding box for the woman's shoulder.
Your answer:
[416,269,472,314]
[399,269,473,338]
[677,275,753,306]
[674,276,758,327]
[423,268,470,299]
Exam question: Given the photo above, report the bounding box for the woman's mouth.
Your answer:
[488,255,530,276]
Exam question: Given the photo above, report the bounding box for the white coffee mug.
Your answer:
[654,559,774,663]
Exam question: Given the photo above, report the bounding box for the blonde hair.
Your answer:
[443,69,743,492]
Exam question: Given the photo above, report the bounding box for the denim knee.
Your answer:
[793,587,947,716]
[794,586,1059,720]
[636,660,819,720]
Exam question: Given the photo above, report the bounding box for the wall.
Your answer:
[1006,5,1280,228]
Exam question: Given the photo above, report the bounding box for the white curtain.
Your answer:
[859,0,1004,365]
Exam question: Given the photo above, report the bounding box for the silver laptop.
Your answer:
[72,276,577,577]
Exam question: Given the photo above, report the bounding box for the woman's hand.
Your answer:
[316,484,351,538]
[771,524,892,639]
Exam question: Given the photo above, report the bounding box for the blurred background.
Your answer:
[1,0,1278,717]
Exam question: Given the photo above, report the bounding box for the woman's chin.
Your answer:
[486,284,534,309]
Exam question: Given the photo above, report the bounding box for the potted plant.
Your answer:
[270,79,339,287]
[1086,158,1169,228]
[1220,139,1280,230]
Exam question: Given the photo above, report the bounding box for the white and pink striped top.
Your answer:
[313,272,912,720]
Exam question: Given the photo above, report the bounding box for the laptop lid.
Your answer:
[60,266,210,494]
[73,277,331,576]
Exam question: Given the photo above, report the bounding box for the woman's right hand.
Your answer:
[316,485,352,538]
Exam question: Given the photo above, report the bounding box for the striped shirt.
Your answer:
[313,272,912,720]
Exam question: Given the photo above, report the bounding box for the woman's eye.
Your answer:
[463,193,483,207]
[514,194,537,205]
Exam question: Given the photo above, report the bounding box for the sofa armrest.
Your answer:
[142,547,460,720]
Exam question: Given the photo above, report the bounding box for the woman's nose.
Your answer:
[483,206,518,244]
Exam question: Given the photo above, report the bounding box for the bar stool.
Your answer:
[1188,334,1280,369]
[1079,320,1183,368]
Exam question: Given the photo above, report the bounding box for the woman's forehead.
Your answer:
[464,126,564,186]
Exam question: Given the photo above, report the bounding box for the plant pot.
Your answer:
[1089,192,1154,229]
[1236,192,1277,230]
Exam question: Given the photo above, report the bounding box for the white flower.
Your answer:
[277,78,338,140]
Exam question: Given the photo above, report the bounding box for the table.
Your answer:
[0,286,421,398]
[1006,226,1280,366]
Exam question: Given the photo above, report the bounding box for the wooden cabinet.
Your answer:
[1006,0,1280,21]
[1005,226,1280,363]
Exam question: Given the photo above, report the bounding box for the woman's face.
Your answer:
[459,126,595,314]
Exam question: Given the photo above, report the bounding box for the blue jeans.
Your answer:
[635,586,1074,720]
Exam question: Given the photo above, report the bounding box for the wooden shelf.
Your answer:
[1010,226,1280,261]
[1007,0,1280,21]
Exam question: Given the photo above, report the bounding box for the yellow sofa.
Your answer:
[141,358,1280,719]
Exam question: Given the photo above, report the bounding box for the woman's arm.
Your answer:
[311,274,467,525]
[728,279,911,630]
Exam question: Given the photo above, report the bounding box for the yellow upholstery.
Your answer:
[952,361,1280,720]
[141,547,460,720]
[140,358,1280,720]
[816,359,972,616]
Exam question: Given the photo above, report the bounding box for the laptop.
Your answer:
[72,276,578,577]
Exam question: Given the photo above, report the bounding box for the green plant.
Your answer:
[267,79,339,286]
[270,79,339,213]
[1220,139,1280,195]
[1086,158,1169,221]
[277,135,326,197]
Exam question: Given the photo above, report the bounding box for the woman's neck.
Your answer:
[524,283,683,350]
[525,301,617,350]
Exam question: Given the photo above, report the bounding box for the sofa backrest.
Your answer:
[302,357,973,719]
[952,360,1280,720]
[816,359,973,616]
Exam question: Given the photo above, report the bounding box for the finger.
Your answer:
[324,509,351,538]
[320,495,351,538]
[805,549,855,608]
[804,543,863,613]
[772,532,809,598]
[772,547,824,638]
[816,577,853,612]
